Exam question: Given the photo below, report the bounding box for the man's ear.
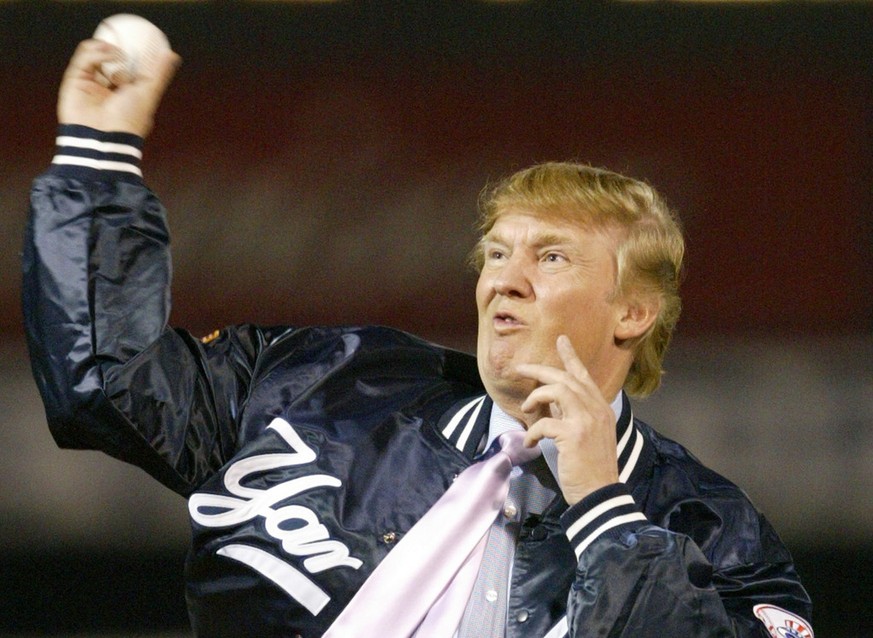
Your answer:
[615,293,660,343]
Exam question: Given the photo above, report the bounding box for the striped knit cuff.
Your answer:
[561,483,648,560]
[50,124,144,182]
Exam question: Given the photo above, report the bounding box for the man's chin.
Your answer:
[481,369,534,406]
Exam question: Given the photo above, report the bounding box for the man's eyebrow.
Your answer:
[530,232,575,248]
[482,230,575,248]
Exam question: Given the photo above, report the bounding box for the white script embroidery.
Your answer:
[188,417,363,615]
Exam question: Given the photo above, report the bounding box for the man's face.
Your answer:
[476,209,627,408]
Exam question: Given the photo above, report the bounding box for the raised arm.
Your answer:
[22,39,249,496]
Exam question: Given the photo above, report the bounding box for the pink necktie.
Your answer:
[323,430,541,638]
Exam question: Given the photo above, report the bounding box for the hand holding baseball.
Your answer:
[92,14,172,88]
[57,15,180,138]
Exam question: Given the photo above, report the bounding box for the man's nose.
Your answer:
[492,255,533,298]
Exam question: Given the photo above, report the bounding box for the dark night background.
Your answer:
[1,1,870,636]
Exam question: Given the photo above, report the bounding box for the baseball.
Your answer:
[92,14,171,87]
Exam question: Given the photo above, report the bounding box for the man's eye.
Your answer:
[487,250,505,260]
[543,252,566,263]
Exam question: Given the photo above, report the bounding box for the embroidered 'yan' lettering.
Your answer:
[188,417,363,615]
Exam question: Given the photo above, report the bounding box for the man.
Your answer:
[23,39,812,637]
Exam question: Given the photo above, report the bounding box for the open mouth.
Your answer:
[494,312,523,327]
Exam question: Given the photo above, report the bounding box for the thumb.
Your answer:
[145,49,182,93]
[123,49,182,138]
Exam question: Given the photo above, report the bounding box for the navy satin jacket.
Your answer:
[22,125,813,637]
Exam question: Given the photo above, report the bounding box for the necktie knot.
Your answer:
[497,430,541,467]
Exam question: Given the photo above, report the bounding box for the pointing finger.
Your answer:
[556,335,593,384]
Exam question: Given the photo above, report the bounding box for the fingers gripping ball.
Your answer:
[92,14,171,87]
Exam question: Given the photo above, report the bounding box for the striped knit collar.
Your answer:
[439,392,651,491]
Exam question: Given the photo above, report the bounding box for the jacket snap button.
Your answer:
[516,609,530,623]
[381,531,397,544]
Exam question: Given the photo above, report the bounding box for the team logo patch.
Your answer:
[753,604,814,638]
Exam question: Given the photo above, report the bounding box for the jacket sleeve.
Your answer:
[22,124,259,496]
[559,483,814,638]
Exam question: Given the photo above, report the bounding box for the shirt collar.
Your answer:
[440,392,651,492]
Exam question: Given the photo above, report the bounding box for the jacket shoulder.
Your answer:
[637,421,794,567]
[252,324,482,387]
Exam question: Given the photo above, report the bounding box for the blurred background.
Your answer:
[1,0,871,636]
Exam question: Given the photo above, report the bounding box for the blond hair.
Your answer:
[473,162,684,397]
